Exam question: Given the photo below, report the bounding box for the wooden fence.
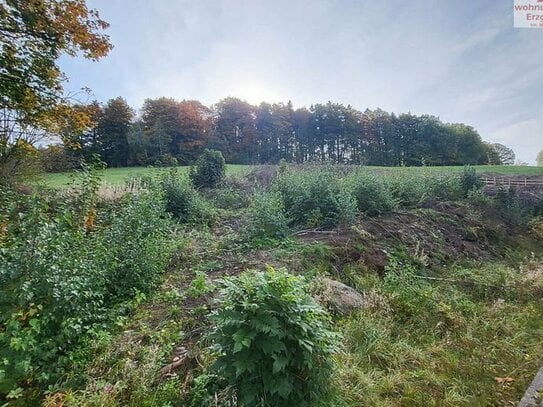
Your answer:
[481,176,543,188]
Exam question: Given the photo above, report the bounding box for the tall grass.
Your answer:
[319,261,543,406]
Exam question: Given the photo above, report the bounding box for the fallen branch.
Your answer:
[160,347,189,377]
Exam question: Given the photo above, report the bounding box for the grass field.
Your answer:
[38,164,253,188]
[368,165,543,176]
[38,164,543,188]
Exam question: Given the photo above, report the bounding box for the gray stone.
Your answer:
[518,367,543,407]
[319,278,367,314]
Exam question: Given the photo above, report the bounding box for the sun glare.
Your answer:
[231,81,281,105]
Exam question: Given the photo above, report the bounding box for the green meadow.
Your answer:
[38,164,543,188]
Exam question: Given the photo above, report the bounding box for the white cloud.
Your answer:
[488,118,543,164]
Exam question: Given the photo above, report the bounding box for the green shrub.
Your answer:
[494,186,522,223]
[274,167,357,228]
[209,176,255,210]
[159,169,214,223]
[460,166,482,196]
[209,268,340,407]
[278,158,288,174]
[348,171,396,215]
[246,191,289,242]
[428,174,464,200]
[495,186,519,210]
[186,271,215,299]
[190,149,226,189]
[383,171,463,207]
[0,170,172,398]
[384,172,431,207]
[467,187,493,206]
[101,192,173,301]
[211,187,248,210]
[154,153,178,167]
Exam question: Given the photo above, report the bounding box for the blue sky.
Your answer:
[59,0,543,164]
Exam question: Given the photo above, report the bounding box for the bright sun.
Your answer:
[231,81,281,104]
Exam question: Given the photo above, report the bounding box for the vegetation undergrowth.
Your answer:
[194,267,341,407]
[320,258,543,406]
[273,166,357,228]
[0,165,174,403]
[2,161,543,407]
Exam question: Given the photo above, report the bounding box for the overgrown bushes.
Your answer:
[154,153,178,167]
[101,192,173,300]
[208,175,255,210]
[159,169,214,223]
[460,166,483,196]
[260,166,481,230]
[383,171,464,207]
[0,171,173,399]
[246,191,288,242]
[190,149,226,189]
[273,167,357,228]
[347,171,396,215]
[205,268,340,406]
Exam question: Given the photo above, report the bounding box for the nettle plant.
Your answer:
[208,267,340,407]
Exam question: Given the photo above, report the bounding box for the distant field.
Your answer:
[38,165,253,188]
[366,165,543,176]
[38,164,543,188]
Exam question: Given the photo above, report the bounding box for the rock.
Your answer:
[517,366,543,407]
[318,278,367,314]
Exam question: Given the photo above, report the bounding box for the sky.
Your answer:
[59,0,543,164]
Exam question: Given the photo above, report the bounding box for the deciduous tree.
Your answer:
[488,143,516,165]
[0,0,111,119]
[214,98,257,164]
[175,100,213,164]
[0,0,111,182]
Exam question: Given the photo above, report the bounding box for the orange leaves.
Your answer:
[14,139,38,158]
[52,0,112,59]
[83,208,96,232]
[0,220,7,242]
[0,0,112,124]
[495,377,515,384]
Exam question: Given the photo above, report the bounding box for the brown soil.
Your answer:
[296,201,532,273]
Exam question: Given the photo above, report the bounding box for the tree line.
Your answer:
[49,96,515,170]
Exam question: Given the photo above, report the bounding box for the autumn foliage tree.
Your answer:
[175,100,213,164]
[0,0,111,117]
[0,0,112,182]
[79,96,496,169]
